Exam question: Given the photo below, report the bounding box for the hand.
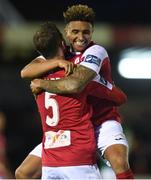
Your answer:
[58,60,75,76]
[30,79,43,95]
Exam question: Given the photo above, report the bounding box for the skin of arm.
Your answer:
[30,64,127,106]
[30,66,127,106]
[15,155,41,179]
[21,57,74,80]
[30,65,96,94]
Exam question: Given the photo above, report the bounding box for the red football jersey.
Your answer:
[36,69,96,167]
[72,42,127,126]
[89,57,123,126]
[35,43,127,167]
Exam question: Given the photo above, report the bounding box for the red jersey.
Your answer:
[72,42,127,126]
[89,57,123,126]
[35,59,123,167]
[36,69,96,167]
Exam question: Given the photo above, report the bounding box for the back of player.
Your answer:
[35,69,101,179]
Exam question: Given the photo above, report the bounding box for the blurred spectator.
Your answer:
[0,111,13,179]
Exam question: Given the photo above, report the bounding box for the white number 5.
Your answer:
[45,92,59,126]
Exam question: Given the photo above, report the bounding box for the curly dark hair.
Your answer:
[33,21,64,58]
[63,4,95,26]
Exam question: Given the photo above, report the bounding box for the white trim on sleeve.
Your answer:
[80,45,108,74]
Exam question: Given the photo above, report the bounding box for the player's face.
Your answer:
[65,21,93,52]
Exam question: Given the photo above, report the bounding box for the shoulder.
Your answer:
[82,44,108,59]
[36,55,46,60]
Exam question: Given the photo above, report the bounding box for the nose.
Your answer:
[78,32,85,41]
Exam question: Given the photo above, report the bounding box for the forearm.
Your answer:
[21,58,61,80]
[87,79,127,106]
[39,78,81,94]
[37,65,96,94]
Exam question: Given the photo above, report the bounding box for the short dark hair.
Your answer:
[33,21,63,58]
[63,4,95,26]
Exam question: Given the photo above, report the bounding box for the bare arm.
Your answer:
[30,65,96,94]
[15,154,41,179]
[21,57,74,80]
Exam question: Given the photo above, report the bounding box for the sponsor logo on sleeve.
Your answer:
[114,134,125,141]
[99,76,108,86]
[85,55,101,66]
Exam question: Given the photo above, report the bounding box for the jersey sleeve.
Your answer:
[80,45,108,74]
[86,78,127,106]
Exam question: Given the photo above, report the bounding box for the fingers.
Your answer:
[30,81,42,95]
[65,62,75,76]
[58,60,75,76]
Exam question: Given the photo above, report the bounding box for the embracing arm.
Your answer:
[31,65,96,94]
[111,86,127,105]
[21,57,74,80]
[87,81,127,106]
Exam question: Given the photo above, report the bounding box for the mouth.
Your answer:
[75,41,87,47]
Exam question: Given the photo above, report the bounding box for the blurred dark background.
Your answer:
[8,0,151,25]
[0,0,151,178]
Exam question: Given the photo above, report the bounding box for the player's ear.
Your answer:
[64,24,68,36]
[61,40,66,52]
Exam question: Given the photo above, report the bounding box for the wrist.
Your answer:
[40,79,44,89]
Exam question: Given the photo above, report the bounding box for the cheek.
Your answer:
[66,34,73,42]
[65,32,69,39]
[86,34,92,40]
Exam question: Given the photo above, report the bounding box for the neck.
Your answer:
[56,47,64,59]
